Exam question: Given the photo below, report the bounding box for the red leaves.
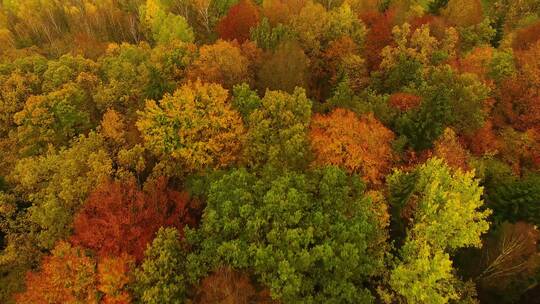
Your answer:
[513,21,540,51]
[217,0,260,43]
[71,178,197,262]
[360,10,395,71]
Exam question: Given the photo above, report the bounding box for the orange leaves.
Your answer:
[15,242,98,304]
[310,108,394,185]
[98,254,134,304]
[194,267,256,304]
[465,120,500,156]
[194,267,276,304]
[434,128,470,171]
[217,0,260,43]
[71,178,196,262]
[389,92,421,111]
[16,242,135,304]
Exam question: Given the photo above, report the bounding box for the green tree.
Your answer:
[140,0,194,45]
[134,227,188,304]
[231,83,261,122]
[395,66,489,150]
[189,166,388,303]
[9,132,113,249]
[244,87,312,170]
[388,158,491,303]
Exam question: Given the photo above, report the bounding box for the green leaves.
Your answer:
[191,166,385,303]
[134,227,187,304]
[388,158,491,303]
[245,87,312,170]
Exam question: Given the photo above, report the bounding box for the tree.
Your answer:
[193,267,271,304]
[14,242,98,304]
[250,17,294,50]
[478,222,540,289]
[188,40,251,89]
[441,0,484,27]
[485,172,540,226]
[14,84,96,155]
[310,108,395,185]
[512,20,540,51]
[388,92,421,111]
[10,132,113,249]
[190,166,388,303]
[325,3,367,45]
[217,0,260,43]
[244,87,312,170]
[137,81,245,172]
[360,10,395,71]
[71,178,194,261]
[140,0,194,45]
[98,254,135,304]
[289,1,329,53]
[94,42,197,113]
[134,227,188,304]
[231,83,262,122]
[257,40,310,93]
[395,66,489,150]
[433,128,470,171]
[387,158,491,303]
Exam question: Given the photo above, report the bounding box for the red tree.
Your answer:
[217,0,260,43]
[360,10,395,71]
[71,178,198,261]
[512,21,540,51]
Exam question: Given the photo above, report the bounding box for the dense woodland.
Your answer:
[0,0,539,303]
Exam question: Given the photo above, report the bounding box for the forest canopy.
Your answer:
[1,0,540,303]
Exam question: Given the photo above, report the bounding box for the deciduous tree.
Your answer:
[15,242,98,304]
[134,227,188,303]
[217,0,260,43]
[71,178,194,261]
[244,87,312,169]
[188,40,251,89]
[310,108,394,185]
[137,81,245,172]
[388,158,491,303]
[190,166,388,303]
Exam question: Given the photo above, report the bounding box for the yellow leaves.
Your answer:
[188,40,251,89]
[137,80,245,172]
[100,109,126,144]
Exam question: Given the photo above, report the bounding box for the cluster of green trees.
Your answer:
[1,0,539,303]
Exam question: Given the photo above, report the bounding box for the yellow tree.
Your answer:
[137,81,245,172]
[187,40,251,89]
[309,108,395,185]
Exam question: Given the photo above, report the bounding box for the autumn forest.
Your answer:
[0,0,539,303]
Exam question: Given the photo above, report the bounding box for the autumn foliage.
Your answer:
[217,0,260,43]
[71,178,196,261]
[389,92,422,111]
[361,10,395,71]
[3,1,540,303]
[15,242,98,304]
[310,108,395,184]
